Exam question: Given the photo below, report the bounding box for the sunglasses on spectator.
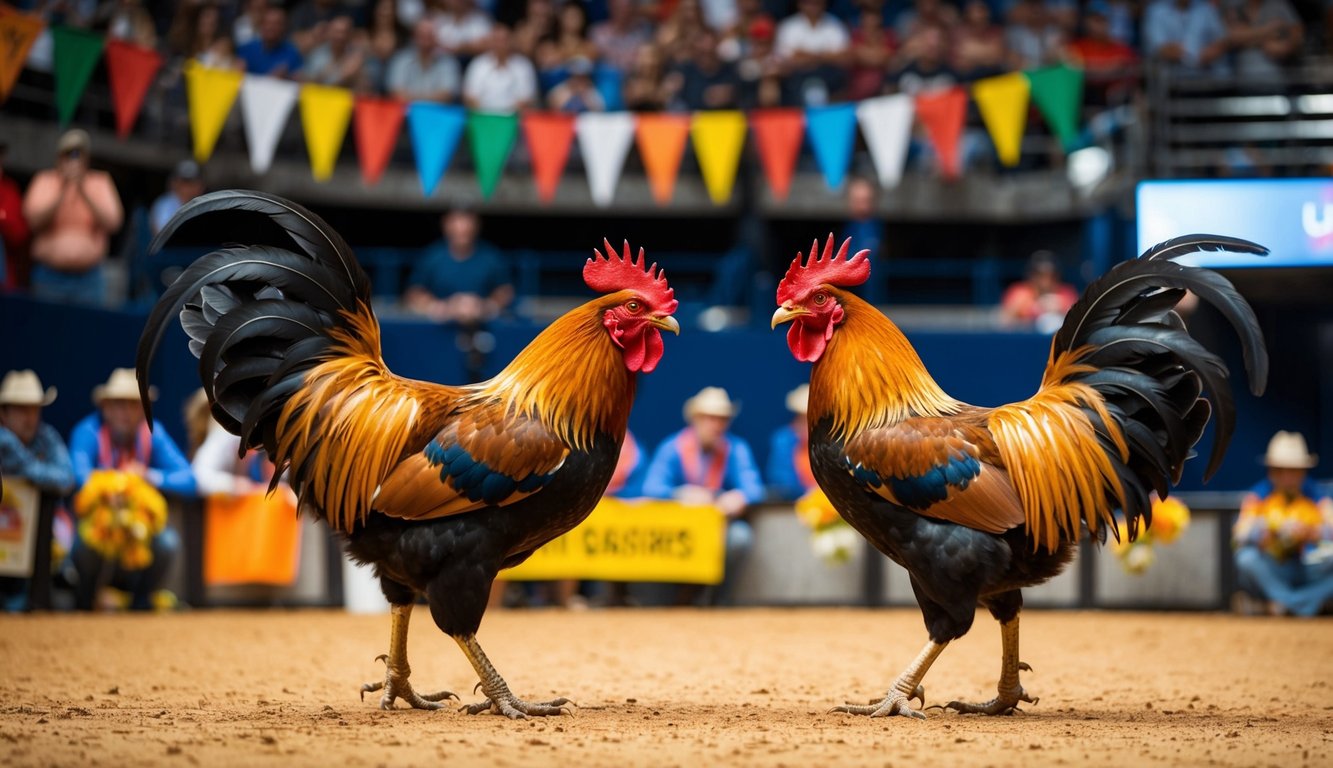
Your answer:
[61,149,84,160]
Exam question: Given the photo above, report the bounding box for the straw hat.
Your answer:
[0,370,57,407]
[785,384,809,415]
[683,387,738,420]
[93,368,156,404]
[1263,431,1318,469]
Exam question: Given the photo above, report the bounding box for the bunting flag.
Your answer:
[239,75,299,175]
[352,96,405,186]
[749,109,803,202]
[635,113,690,205]
[104,40,161,138]
[406,102,466,195]
[299,83,354,181]
[521,112,576,203]
[184,61,243,163]
[576,112,635,207]
[1026,65,1085,150]
[0,10,44,102]
[856,94,914,190]
[467,111,519,199]
[805,103,858,190]
[972,72,1030,168]
[51,26,104,125]
[914,88,968,180]
[690,110,746,205]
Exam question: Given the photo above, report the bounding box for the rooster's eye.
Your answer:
[813,292,828,306]
[626,300,642,313]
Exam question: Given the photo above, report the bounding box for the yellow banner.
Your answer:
[500,498,726,584]
[184,61,242,163]
[299,83,354,181]
[690,110,747,205]
[972,72,1030,168]
[0,10,44,102]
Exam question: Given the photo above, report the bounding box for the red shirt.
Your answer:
[0,175,29,289]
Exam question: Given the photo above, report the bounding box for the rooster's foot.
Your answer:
[830,685,927,719]
[462,689,574,719]
[943,660,1037,716]
[360,655,458,711]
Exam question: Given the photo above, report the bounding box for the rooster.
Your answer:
[137,191,679,718]
[771,234,1267,718]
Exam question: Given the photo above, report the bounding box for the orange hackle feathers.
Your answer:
[777,234,871,304]
[584,239,678,314]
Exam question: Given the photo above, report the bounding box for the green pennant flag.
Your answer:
[52,25,105,126]
[1025,65,1084,151]
[466,111,518,199]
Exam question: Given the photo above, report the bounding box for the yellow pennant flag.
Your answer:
[690,110,747,205]
[299,83,354,181]
[972,72,1030,168]
[184,60,243,163]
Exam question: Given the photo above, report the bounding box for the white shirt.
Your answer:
[463,52,538,113]
[774,13,849,59]
[434,10,493,52]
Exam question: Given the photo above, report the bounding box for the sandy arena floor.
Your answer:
[1,608,1330,767]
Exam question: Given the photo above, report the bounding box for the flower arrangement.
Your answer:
[1108,495,1191,574]
[1236,493,1326,561]
[794,487,860,566]
[73,470,168,570]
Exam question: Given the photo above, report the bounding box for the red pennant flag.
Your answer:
[104,40,162,138]
[521,112,576,203]
[353,96,406,186]
[748,108,804,201]
[635,114,690,205]
[914,88,968,180]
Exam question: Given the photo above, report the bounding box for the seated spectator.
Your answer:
[68,369,197,611]
[643,387,764,606]
[1143,0,1231,78]
[0,140,30,291]
[657,0,708,63]
[405,209,513,323]
[891,22,959,95]
[303,14,369,88]
[388,18,461,101]
[952,0,1007,80]
[233,0,269,48]
[664,30,742,110]
[1225,0,1304,81]
[166,1,229,63]
[1065,1,1139,106]
[548,56,607,112]
[736,17,783,108]
[149,161,205,236]
[894,0,959,43]
[537,2,599,73]
[22,130,124,307]
[365,0,409,92]
[622,44,670,110]
[1005,0,1066,70]
[95,0,158,49]
[719,0,776,58]
[1232,432,1333,617]
[840,176,886,303]
[290,0,348,53]
[237,6,305,77]
[999,251,1078,332]
[767,384,816,502]
[433,0,494,58]
[592,0,651,72]
[463,25,538,112]
[775,0,849,105]
[514,0,558,62]
[846,6,893,100]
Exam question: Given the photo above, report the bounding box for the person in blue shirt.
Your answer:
[643,387,765,605]
[405,208,514,324]
[1142,0,1231,78]
[237,7,304,77]
[67,368,197,611]
[767,384,816,502]
[841,176,885,304]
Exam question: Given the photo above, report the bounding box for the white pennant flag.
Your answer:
[239,75,299,175]
[575,112,636,207]
[856,94,915,190]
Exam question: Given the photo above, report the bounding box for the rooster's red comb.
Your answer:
[776,234,871,304]
[584,239,678,312]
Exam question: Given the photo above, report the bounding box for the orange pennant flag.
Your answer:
[0,9,43,102]
[521,112,576,203]
[914,88,968,180]
[748,109,804,201]
[634,113,690,205]
[353,96,405,186]
[105,40,162,138]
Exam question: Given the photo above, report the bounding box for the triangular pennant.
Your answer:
[805,103,858,190]
[634,113,691,205]
[406,102,466,196]
[104,40,162,138]
[184,60,244,163]
[1026,65,1085,150]
[299,83,354,181]
[972,72,1030,168]
[239,75,299,175]
[467,111,519,199]
[575,112,636,207]
[690,111,747,205]
[914,88,968,180]
[51,26,104,125]
[0,10,44,102]
[520,112,576,203]
[856,95,914,189]
[749,108,804,201]
[353,96,405,186]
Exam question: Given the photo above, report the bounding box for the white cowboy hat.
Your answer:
[785,384,809,415]
[683,386,739,420]
[1263,431,1318,469]
[0,369,57,407]
[93,368,156,404]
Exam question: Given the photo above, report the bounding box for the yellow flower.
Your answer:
[72,470,168,568]
[1149,496,1191,545]
[795,488,843,531]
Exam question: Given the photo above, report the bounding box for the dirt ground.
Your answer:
[1,608,1331,768]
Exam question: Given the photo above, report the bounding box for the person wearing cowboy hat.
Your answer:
[766,384,816,501]
[643,387,764,606]
[1231,431,1333,617]
[0,369,75,495]
[67,368,196,611]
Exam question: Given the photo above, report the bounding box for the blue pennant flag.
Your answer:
[805,103,858,190]
[407,102,466,196]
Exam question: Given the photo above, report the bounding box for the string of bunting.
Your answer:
[0,13,1086,203]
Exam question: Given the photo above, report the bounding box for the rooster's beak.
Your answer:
[771,304,809,329]
[650,315,681,335]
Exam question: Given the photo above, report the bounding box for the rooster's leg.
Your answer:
[830,639,947,719]
[944,615,1038,715]
[360,604,459,710]
[455,634,573,719]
